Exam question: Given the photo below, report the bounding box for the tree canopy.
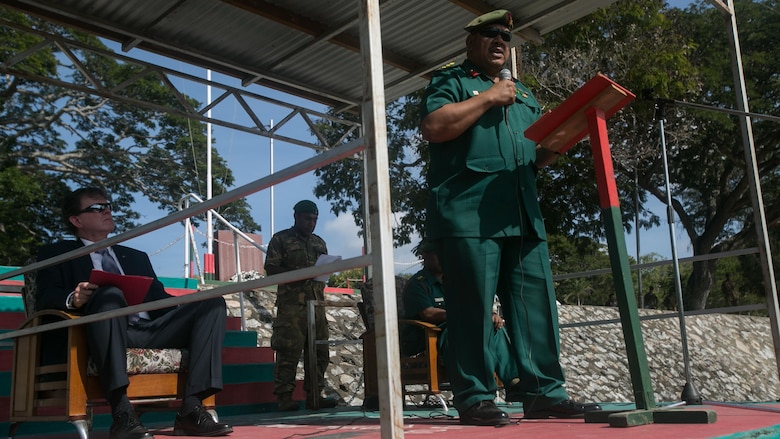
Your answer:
[313,0,779,309]
[0,10,260,265]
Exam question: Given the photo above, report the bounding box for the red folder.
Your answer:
[524,73,635,154]
[89,269,153,306]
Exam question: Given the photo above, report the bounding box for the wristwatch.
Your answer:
[66,292,77,309]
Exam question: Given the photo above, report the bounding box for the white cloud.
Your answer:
[318,213,422,275]
[319,213,364,258]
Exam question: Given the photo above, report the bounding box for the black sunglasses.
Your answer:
[79,202,112,214]
[478,27,512,42]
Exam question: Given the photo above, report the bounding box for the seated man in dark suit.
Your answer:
[36,187,233,439]
[400,241,522,403]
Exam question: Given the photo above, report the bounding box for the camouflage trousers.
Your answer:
[271,302,330,395]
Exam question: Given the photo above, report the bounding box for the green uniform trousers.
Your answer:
[437,236,569,412]
[437,325,519,387]
[271,301,329,396]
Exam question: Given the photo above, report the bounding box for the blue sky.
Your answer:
[112,48,423,279]
[109,9,695,281]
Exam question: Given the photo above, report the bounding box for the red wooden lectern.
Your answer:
[525,73,635,156]
[524,73,716,427]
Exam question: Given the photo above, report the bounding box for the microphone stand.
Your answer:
[653,99,701,405]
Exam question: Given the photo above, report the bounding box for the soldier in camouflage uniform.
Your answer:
[264,200,338,411]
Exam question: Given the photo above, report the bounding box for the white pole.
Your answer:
[206,70,213,255]
[270,119,275,237]
[184,199,191,277]
[359,0,404,436]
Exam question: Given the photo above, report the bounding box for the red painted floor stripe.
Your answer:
[221,346,273,364]
[0,312,25,329]
[217,382,277,405]
[4,403,780,438]
[0,350,13,371]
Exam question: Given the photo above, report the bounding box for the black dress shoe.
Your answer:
[305,395,340,410]
[504,378,523,403]
[173,405,233,436]
[505,389,522,403]
[524,399,602,419]
[110,410,153,439]
[459,400,510,426]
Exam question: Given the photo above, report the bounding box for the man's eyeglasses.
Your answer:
[79,202,112,214]
[478,27,512,42]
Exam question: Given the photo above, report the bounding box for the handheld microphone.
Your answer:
[499,68,513,120]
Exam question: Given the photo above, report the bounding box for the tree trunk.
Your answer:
[684,259,717,310]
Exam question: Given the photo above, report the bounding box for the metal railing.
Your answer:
[306,299,364,410]
[0,138,367,343]
[179,193,269,331]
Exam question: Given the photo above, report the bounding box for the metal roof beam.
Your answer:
[120,0,189,52]
[253,0,401,73]
[221,0,422,76]
[0,1,364,109]
[448,0,499,15]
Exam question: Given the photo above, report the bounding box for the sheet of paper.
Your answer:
[314,254,341,282]
[89,269,153,306]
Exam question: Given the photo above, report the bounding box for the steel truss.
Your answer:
[0,18,361,152]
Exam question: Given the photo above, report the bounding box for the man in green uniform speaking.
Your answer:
[401,241,522,402]
[420,9,601,425]
[264,200,338,411]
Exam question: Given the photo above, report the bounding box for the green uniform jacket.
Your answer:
[422,59,546,240]
[264,227,328,306]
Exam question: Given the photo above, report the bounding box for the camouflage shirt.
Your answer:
[264,226,328,305]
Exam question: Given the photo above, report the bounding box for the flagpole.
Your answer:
[270,119,274,237]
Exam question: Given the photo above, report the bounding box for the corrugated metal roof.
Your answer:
[0,0,617,109]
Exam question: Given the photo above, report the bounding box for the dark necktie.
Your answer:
[98,248,121,274]
[98,248,139,324]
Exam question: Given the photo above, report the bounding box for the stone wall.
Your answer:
[225,288,780,406]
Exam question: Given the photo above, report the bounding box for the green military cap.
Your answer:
[414,240,437,256]
[293,199,318,214]
[464,9,513,32]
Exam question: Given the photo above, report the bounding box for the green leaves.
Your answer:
[0,11,260,264]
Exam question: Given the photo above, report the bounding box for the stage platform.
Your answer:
[3,271,779,438]
[7,401,780,439]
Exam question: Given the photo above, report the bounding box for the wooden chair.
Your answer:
[359,277,450,410]
[8,261,216,439]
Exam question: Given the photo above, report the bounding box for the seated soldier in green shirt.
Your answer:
[400,241,521,401]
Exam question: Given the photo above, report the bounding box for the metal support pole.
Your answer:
[233,232,246,331]
[270,119,275,237]
[183,197,192,278]
[655,101,700,405]
[721,0,780,381]
[634,169,643,307]
[358,0,404,436]
[188,222,205,285]
[307,299,318,410]
[361,136,373,282]
[206,69,213,255]
[306,299,363,411]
